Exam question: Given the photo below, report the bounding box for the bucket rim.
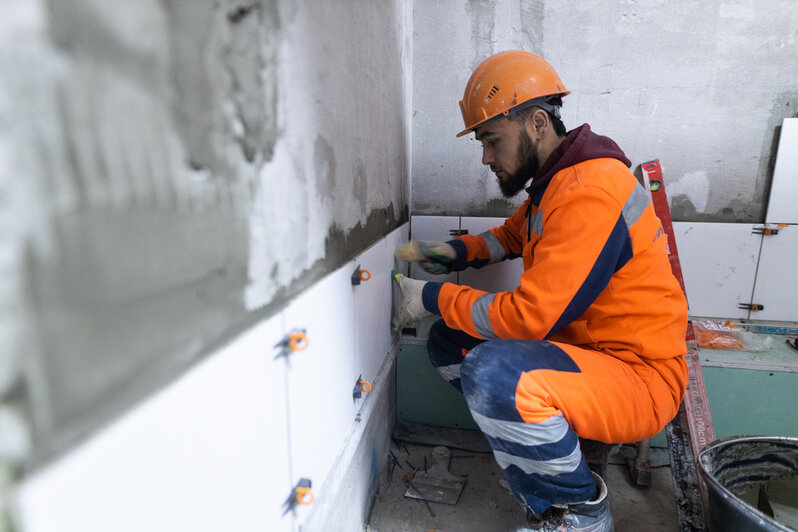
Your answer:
[697,436,798,532]
[699,435,798,461]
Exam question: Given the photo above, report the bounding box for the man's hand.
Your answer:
[395,240,456,275]
[391,273,433,333]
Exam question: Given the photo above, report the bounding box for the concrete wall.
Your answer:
[412,0,798,221]
[0,0,410,467]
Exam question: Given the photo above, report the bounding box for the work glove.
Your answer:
[391,272,434,334]
[394,240,456,275]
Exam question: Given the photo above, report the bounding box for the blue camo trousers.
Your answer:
[426,319,596,514]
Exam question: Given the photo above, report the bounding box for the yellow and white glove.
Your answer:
[391,272,433,333]
[395,240,456,275]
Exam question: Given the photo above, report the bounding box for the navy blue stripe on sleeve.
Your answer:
[446,239,469,271]
[544,215,633,339]
[422,282,443,315]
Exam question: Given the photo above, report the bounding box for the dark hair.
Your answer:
[510,96,567,137]
[548,113,567,137]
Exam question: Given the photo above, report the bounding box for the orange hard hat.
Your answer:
[457,50,570,137]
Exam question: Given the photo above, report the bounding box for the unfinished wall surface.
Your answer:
[0,0,410,466]
[412,0,798,221]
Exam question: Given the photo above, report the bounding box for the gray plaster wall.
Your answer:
[0,0,410,465]
[412,0,798,221]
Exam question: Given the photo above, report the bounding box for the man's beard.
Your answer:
[498,129,539,198]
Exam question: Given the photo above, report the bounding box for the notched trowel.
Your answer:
[404,446,466,505]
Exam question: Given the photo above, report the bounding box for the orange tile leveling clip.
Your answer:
[351,265,372,285]
[282,478,314,515]
[353,375,372,399]
[288,331,308,352]
[295,485,314,505]
[274,329,309,359]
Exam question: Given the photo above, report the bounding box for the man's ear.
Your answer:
[526,108,549,141]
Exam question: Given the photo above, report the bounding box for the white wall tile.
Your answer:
[673,222,760,319]
[13,227,411,532]
[407,216,459,284]
[385,224,411,264]
[350,224,410,396]
[766,118,798,224]
[751,225,798,322]
[353,237,392,403]
[14,315,293,532]
[281,264,358,528]
[458,217,524,293]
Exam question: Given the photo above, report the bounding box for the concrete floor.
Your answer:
[367,442,677,532]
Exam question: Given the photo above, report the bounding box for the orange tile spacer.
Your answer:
[352,265,372,285]
[282,477,313,515]
[353,375,372,399]
[295,486,314,505]
[288,330,309,352]
[274,329,308,359]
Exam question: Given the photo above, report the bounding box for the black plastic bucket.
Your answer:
[698,436,798,531]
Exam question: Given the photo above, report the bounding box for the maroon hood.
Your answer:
[527,124,631,193]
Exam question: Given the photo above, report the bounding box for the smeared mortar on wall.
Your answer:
[353,159,368,214]
[464,197,519,218]
[314,135,337,197]
[244,0,410,312]
[1,0,410,466]
[467,0,496,70]
[519,0,546,54]
[223,2,281,163]
[669,91,798,222]
[668,170,710,219]
[756,91,798,220]
[11,0,284,463]
[161,0,281,171]
[253,205,407,322]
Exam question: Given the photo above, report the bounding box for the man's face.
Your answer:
[475,118,540,198]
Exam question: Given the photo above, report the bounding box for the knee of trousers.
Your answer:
[460,340,526,421]
[460,340,581,422]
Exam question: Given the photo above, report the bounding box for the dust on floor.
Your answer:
[367,442,677,532]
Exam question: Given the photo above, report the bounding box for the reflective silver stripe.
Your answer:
[530,210,543,236]
[470,411,570,445]
[493,444,583,476]
[436,363,462,382]
[622,184,650,227]
[479,230,506,263]
[471,293,499,340]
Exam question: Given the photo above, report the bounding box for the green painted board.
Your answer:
[396,344,478,430]
[703,366,798,439]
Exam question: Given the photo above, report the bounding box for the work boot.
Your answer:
[513,473,614,531]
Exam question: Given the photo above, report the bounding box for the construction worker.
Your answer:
[393,50,688,531]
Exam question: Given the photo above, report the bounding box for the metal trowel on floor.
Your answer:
[404,446,466,505]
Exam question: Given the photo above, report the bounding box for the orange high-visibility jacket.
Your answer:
[422,125,688,368]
